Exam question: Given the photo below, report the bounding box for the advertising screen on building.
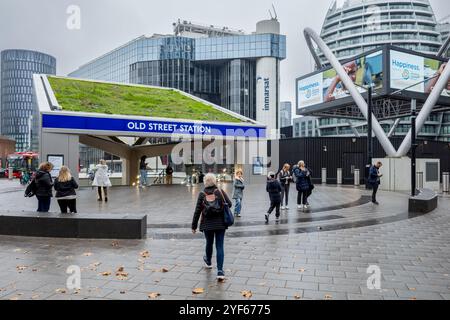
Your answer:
[297,50,383,111]
[390,49,450,98]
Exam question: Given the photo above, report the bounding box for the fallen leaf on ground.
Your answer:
[161,268,169,273]
[140,250,150,258]
[299,268,306,273]
[16,265,28,271]
[294,295,301,300]
[100,271,112,276]
[148,292,160,299]
[138,266,145,271]
[116,266,129,279]
[192,288,205,294]
[31,269,38,272]
[410,288,416,291]
[83,252,93,257]
[410,297,417,300]
[120,291,126,294]
[55,288,67,294]
[324,294,333,300]
[111,241,120,247]
[31,294,40,300]
[241,290,253,298]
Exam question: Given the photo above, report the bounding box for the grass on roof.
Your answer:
[47,76,242,123]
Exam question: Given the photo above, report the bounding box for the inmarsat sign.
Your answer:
[263,78,270,111]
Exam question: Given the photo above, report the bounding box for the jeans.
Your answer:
[204,229,226,272]
[140,169,148,186]
[281,184,290,206]
[268,201,281,217]
[234,198,242,215]
[37,196,51,212]
[297,190,308,205]
[57,199,77,213]
[372,184,379,202]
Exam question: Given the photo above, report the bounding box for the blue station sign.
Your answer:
[42,113,266,138]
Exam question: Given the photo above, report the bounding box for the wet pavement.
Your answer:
[0,178,450,300]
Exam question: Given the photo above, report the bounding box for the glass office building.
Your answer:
[438,22,450,57]
[319,0,442,65]
[69,20,286,127]
[280,101,292,128]
[1,49,56,151]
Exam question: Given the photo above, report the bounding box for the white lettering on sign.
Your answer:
[126,121,212,134]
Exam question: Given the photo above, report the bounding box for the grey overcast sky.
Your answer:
[1,0,449,106]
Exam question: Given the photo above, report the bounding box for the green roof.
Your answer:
[47,77,242,123]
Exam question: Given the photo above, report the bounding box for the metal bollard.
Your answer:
[8,167,13,180]
[443,172,449,193]
[354,169,360,186]
[321,168,327,184]
[416,172,424,190]
[337,168,343,185]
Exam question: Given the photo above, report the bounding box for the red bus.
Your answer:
[5,152,39,179]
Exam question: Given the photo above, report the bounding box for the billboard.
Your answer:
[390,49,450,97]
[297,50,383,110]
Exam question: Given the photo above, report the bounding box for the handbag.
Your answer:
[219,189,234,227]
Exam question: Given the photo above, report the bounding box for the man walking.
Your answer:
[368,161,383,205]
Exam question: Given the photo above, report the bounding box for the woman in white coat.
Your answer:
[92,159,112,202]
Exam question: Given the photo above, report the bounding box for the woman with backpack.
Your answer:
[54,166,79,214]
[35,162,54,212]
[192,173,232,281]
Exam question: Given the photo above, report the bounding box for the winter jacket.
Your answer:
[192,186,232,232]
[278,169,292,187]
[54,177,79,199]
[294,167,311,192]
[35,170,53,197]
[92,164,112,187]
[368,166,381,186]
[266,179,282,203]
[232,178,245,199]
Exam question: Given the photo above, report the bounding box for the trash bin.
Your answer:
[321,168,327,184]
[354,169,360,186]
[416,172,424,190]
[443,172,449,193]
[337,168,342,185]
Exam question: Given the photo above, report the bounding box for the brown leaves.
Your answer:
[55,288,67,294]
[16,265,28,272]
[111,241,120,247]
[192,287,205,294]
[324,294,333,300]
[100,271,112,276]
[89,262,102,271]
[294,294,301,300]
[116,266,129,280]
[140,250,150,258]
[298,268,306,273]
[241,290,253,298]
[148,292,161,299]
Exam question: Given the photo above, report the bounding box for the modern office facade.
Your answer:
[69,19,286,133]
[280,101,292,128]
[1,49,56,151]
[438,22,450,57]
[319,0,442,66]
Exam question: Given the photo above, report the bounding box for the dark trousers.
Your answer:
[97,187,108,199]
[37,196,51,212]
[297,190,308,205]
[281,184,290,206]
[268,201,281,217]
[57,199,77,213]
[372,184,379,202]
[204,229,226,272]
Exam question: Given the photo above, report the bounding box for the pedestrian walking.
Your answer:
[293,161,312,210]
[232,169,245,217]
[165,163,174,185]
[265,172,282,223]
[192,173,232,281]
[139,156,149,188]
[35,162,54,212]
[368,161,383,205]
[278,164,292,210]
[54,166,78,214]
[92,159,112,202]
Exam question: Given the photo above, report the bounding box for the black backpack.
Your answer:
[202,189,222,216]
[24,178,37,198]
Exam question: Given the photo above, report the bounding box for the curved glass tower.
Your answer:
[1,49,56,151]
[320,0,442,64]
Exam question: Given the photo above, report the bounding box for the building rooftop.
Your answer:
[47,76,243,123]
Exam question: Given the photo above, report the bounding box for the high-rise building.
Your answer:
[69,19,286,133]
[303,0,450,142]
[319,0,442,65]
[438,22,450,57]
[280,101,292,128]
[1,49,56,151]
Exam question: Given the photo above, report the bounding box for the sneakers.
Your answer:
[265,214,269,223]
[297,204,303,209]
[217,270,225,281]
[285,206,289,210]
[372,201,379,205]
[281,206,286,210]
[203,256,212,269]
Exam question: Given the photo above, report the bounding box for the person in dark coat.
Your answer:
[192,173,232,281]
[265,172,282,223]
[368,161,383,205]
[35,162,54,212]
[293,161,312,210]
[54,166,79,214]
